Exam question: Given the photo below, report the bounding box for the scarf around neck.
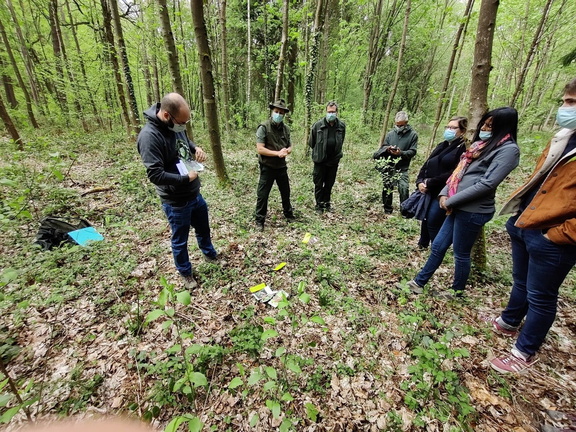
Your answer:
[446,133,511,197]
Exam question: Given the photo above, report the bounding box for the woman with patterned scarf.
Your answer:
[403,107,520,298]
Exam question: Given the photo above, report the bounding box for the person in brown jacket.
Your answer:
[489,78,576,374]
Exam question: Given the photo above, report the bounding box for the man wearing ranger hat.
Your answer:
[254,98,294,230]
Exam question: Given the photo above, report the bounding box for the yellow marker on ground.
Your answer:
[302,233,311,244]
[249,283,267,293]
[274,262,286,271]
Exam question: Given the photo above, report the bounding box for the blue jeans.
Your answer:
[414,210,494,292]
[500,216,576,356]
[418,198,447,248]
[162,194,217,276]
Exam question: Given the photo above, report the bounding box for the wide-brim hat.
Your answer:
[269,99,290,113]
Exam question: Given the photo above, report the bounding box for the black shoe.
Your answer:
[255,221,264,231]
[384,209,393,215]
[315,205,324,215]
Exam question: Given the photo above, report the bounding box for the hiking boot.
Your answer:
[490,349,538,374]
[181,274,198,290]
[255,221,264,232]
[204,254,227,265]
[396,280,423,294]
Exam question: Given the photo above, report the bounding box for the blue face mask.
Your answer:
[556,106,576,129]
[326,113,337,122]
[479,131,492,141]
[272,112,284,124]
[443,129,457,141]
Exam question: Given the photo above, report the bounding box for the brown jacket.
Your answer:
[500,128,576,245]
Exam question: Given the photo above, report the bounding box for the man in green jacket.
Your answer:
[254,99,294,231]
[378,111,418,214]
[308,101,346,213]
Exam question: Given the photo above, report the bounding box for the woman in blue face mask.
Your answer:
[402,107,520,298]
[414,116,468,249]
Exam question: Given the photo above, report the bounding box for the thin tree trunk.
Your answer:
[286,38,298,112]
[246,0,251,107]
[428,0,475,151]
[468,0,499,137]
[509,0,554,107]
[304,0,326,148]
[100,0,131,134]
[0,90,23,150]
[109,0,140,132]
[218,0,231,135]
[65,0,103,126]
[157,0,193,139]
[48,0,69,112]
[379,0,411,145]
[5,0,41,104]
[190,0,228,184]
[274,0,289,101]
[0,56,18,108]
[0,20,39,128]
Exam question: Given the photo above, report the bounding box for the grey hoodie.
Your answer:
[137,104,201,205]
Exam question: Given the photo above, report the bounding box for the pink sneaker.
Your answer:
[490,351,538,374]
[482,316,518,338]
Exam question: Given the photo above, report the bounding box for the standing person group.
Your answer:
[405,107,521,298]
[488,78,576,374]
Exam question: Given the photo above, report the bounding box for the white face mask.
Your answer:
[169,123,187,133]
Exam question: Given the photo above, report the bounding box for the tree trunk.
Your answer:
[428,0,475,151]
[379,0,411,145]
[48,0,69,112]
[274,0,289,102]
[190,0,229,184]
[109,0,140,132]
[5,0,41,105]
[0,90,23,150]
[469,0,500,273]
[286,38,298,113]
[0,19,39,128]
[65,0,103,126]
[0,56,18,108]
[304,0,326,148]
[509,0,554,107]
[246,0,252,107]
[468,0,499,137]
[157,0,193,139]
[218,0,231,134]
[100,0,132,134]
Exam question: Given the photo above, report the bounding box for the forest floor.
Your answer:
[1,126,575,432]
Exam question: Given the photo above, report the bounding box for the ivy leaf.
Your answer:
[261,329,278,341]
[228,377,243,389]
[265,367,277,379]
[144,309,165,325]
[305,402,319,422]
[266,399,281,418]
[187,417,203,432]
[190,372,208,387]
[176,291,191,306]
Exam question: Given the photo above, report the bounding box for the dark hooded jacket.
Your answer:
[137,103,201,205]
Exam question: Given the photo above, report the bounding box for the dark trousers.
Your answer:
[501,216,576,356]
[313,163,339,209]
[382,169,409,212]
[418,198,448,248]
[162,194,217,276]
[255,163,293,224]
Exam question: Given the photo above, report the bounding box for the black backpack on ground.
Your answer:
[34,217,92,250]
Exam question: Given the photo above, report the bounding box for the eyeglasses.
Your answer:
[445,126,459,130]
[169,112,191,126]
